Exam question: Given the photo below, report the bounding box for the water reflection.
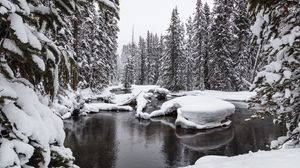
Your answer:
[64,114,118,168]
[64,109,286,168]
[175,126,234,151]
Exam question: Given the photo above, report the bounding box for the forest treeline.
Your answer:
[121,0,258,92]
[121,0,300,148]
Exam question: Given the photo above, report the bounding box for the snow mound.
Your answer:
[0,75,74,167]
[148,96,235,129]
[182,148,300,168]
[83,103,133,113]
[201,90,256,102]
[174,90,256,102]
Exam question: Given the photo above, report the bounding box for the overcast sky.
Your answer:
[117,0,214,54]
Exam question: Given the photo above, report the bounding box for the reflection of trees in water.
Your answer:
[62,109,286,168]
[64,114,118,168]
[176,126,234,151]
[120,114,185,167]
[149,109,286,167]
[227,112,287,155]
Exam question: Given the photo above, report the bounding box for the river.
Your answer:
[64,107,286,168]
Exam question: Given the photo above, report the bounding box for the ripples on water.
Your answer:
[64,109,286,168]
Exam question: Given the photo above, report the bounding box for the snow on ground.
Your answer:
[138,95,235,129]
[133,86,170,119]
[174,90,256,102]
[0,75,74,167]
[182,148,300,168]
[109,85,170,119]
[83,103,133,113]
[113,85,165,104]
[172,90,256,109]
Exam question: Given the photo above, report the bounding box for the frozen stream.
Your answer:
[64,108,286,168]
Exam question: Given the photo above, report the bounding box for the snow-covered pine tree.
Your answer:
[100,1,119,85]
[0,0,80,167]
[193,0,206,90]
[90,12,108,92]
[146,31,155,84]
[156,35,165,85]
[121,44,134,89]
[77,0,119,92]
[77,0,97,89]
[152,34,160,84]
[232,0,254,90]
[209,0,237,91]
[160,7,185,91]
[144,32,161,85]
[249,0,300,147]
[133,40,141,85]
[185,16,195,91]
[137,37,147,85]
[202,2,212,90]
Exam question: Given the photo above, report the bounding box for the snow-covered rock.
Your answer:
[83,103,133,113]
[148,95,235,129]
[182,148,300,168]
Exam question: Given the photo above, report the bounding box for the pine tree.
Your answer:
[185,17,195,90]
[249,0,300,147]
[146,31,155,84]
[138,37,147,85]
[77,0,119,92]
[209,0,237,91]
[160,7,185,91]
[202,3,212,90]
[0,0,80,166]
[121,45,134,89]
[0,0,120,166]
[232,0,254,90]
[101,2,119,85]
[152,34,161,84]
[193,0,206,90]
[156,35,165,85]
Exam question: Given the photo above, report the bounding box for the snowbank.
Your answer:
[174,90,256,102]
[202,90,256,102]
[0,75,75,167]
[147,96,235,129]
[108,85,170,118]
[182,148,300,168]
[83,103,133,113]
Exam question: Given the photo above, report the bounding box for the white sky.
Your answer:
[117,0,214,54]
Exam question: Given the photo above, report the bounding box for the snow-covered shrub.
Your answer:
[0,76,75,167]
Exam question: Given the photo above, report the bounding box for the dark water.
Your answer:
[64,108,286,168]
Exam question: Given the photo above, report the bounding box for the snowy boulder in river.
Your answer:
[149,96,235,129]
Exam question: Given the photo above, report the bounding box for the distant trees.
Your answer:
[121,32,163,88]
[121,0,254,92]
[121,44,135,89]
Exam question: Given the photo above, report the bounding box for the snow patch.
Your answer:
[182,148,300,168]
[83,103,133,113]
